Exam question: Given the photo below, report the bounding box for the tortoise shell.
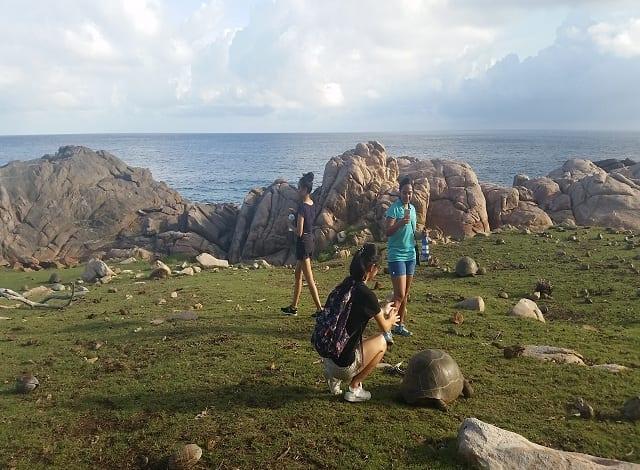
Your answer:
[401,349,465,404]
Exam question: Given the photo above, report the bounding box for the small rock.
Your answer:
[179,267,195,276]
[193,266,202,274]
[119,257,137,265]
[572,397,595,419]
[51,283,65,291]
[258,259,271,269]
[623,396,640,421]
[15,373,39,393]
[192,303,203,310]
[592,364,631,373]
[529,291,541,301]
[168,443,203,470]
[158,298,167,305]
[150,319,165,325]
[455,257,478,277]
[167,311,199,321]
[170,292,178,299]
[451,312,464,325]
[498,292,509,299]
[510,299,545,322]
[454,296,485,312]
[495,239,506,245]
[337,231,347,243]
[196,253,229,269]
[108,287,118,294]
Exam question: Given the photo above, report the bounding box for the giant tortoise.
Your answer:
[400,349,473,410]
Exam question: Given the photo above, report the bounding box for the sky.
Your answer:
[0,0,639,134]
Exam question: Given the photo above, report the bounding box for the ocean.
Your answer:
[1,131,639,204]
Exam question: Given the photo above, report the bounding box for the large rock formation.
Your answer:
[458,418,639,469]
[313,142,401,251]
[0,146,238,266]
[481,183,552,231]
[517,158,640,230]
[398,159,489,238]
[228,180,299,265]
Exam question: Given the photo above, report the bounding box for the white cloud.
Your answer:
[0,0,639,132]
[589,18,640,58]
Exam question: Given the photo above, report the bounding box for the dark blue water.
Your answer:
[1,131,638,204]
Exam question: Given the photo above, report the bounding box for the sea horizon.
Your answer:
[2,130,639,204]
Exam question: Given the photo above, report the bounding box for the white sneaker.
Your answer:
[327,378,342,395]
[344,386,372,402]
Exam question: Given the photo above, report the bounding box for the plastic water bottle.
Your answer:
[421,232,430,262]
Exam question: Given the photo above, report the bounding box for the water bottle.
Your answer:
[421,231,430,262]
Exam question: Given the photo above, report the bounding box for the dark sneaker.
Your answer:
[281,305,298,316]
[393,324,413,337]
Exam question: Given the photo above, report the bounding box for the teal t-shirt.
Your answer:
[385,199,417,262]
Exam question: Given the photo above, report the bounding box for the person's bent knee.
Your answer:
[375,334,387,354]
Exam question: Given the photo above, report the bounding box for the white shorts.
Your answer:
[323,348,362,381]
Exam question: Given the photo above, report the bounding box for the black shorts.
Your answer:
[296,234,315,260]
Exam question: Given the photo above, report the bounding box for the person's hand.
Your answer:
[386,303,399,326]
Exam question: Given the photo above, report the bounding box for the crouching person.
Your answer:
[312,243,399,402]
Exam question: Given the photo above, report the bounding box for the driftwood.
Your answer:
[0,283,78,309]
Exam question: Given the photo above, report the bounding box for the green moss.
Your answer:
[0,227,639,469]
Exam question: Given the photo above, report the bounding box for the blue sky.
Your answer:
[0,0,639,134]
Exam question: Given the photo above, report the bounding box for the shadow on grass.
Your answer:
[79,383,323,413]
[404,436,467,469]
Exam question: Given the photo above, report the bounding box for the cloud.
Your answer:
[438,17,640,129]
[0,0,639,132]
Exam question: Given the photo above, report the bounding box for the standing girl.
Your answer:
[384,176,417,342]
[281,172,324,316]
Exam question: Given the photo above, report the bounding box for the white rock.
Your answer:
[521,345,585,365]
[179,267,195,276]
[454,296,485,312]
[337,231,347,243]
[193,266,202,273]
[510,298,545,322]
[458,417,639,469]
[82,258,115,283]
[119,257,137,265]
[152,260,172,276]
[258,259,271,269]
[196,252,229,268]
[592,364,631,373]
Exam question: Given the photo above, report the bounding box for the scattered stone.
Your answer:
[16,373,39,393]
[108,287,118,293]
[22,286,53,298]
[196,252,229,269]
[192,303,203,310]
[119,257,137,265]
[454,296,485,312]
[451,312,464,325]
[455,257,478,277]
[571,397,595,419]
[168,311,199,321]
[168,443,203,470]
[193,266,202,274]
[179,267,195,276]
[529,291,541,301]
[170,292,178,299]
[158,298,167,305]
[48,273,61,284]
[457,418,636,469]
[51,283,65,291]
[592,364,631,373]
[498,292,509,299]
[520,345,585,365]
[495,238,506,245]
[510,299,545,322]
[82,258,115,283]
[150,319,165,325]
[623,396,640,422]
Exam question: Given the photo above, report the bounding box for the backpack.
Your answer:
[311,278,357,358]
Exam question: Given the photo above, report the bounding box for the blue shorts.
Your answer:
[388,259,416,278]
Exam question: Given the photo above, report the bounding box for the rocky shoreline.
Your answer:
[1,142,638,269]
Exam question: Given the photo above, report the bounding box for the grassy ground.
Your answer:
[1,227,639,469]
